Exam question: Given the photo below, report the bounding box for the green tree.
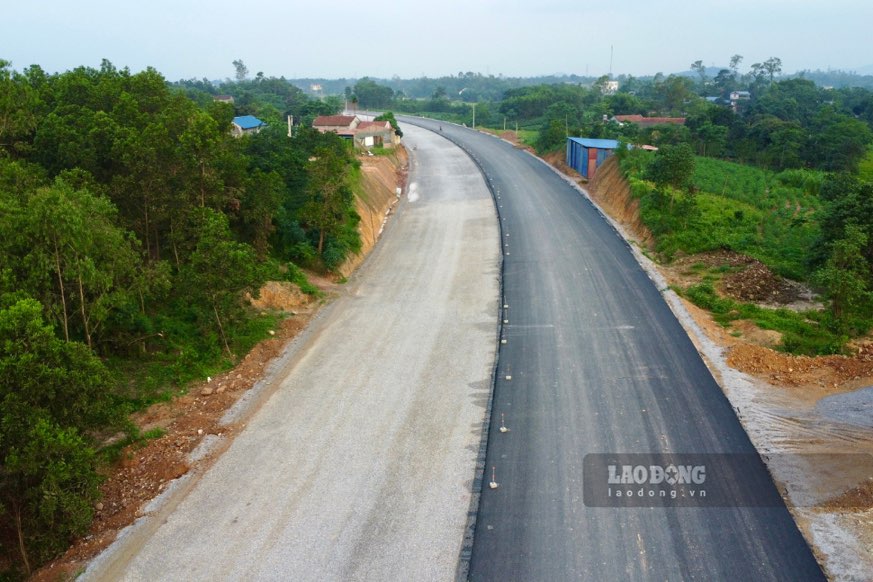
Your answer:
[0,60,39,157]
[179,210,264,357]
[3,180,142,349]
[353,78,394,109]
[232,59,248,82]
[374,111,403,137]
[762,57,783,84]
[690,60,707,90]
[654,76,695,114]
[299,145,355,258]
[814,225,872,329]
[729,54,743,76]
[817,174,873,266]
[0,297,119,574]
[646,143,696,190]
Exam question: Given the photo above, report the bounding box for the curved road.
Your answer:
[400,118,824,581]
[84,124,500,581]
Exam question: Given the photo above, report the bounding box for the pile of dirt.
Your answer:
[249,281,313,312]
[720,260,803,304]
[819,478,873,510]
[673,249,756,269]
[727,342,873,389]
[667,250,814,309]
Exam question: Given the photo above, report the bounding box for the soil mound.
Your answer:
[720,260,803,304]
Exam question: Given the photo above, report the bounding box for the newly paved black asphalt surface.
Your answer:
[400,118,825,581]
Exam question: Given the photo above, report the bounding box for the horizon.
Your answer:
[5,0,873,82]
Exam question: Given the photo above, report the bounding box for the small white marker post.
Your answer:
[499,413,509,433]
[489,466,499,489]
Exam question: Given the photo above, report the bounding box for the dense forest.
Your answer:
[0,59,361,575]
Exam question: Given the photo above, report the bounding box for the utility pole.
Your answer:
[472,103,476,129]
[610,45,614,78]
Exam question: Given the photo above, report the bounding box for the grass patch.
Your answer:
[98,426,167,464]
[623,154,821,280]
[366,145,395,156]
[107,311,282,414]
[680,282,845,355]
[286,262,322,296]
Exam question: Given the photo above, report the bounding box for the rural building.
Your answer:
[601,80,619,95]
[353,120,397,148]
[729,90,751,112]
[313,115,361,137]
[566,137,620,179]
[231,115,266,137]
[613,114,686,128]
[312,115,398,149]
[213,95,235,105]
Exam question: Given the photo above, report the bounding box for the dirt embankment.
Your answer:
[586,156,654,248]
[545,152,652,247]
[338,148,408,277]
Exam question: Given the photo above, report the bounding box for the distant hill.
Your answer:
[790,69,873,89]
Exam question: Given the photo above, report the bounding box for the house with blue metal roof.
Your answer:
[231,115,267,137]
[566,137,620,179]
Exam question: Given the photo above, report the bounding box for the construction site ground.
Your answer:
[29,134,873,581]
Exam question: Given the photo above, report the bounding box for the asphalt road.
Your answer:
[84,124,500,581]
[400,118,825,581]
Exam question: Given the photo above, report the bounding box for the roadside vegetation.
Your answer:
[0,58,357,576]
[342,56,873,355]
[3,53,873,575]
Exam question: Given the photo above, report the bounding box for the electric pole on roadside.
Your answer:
[472,103,476,129]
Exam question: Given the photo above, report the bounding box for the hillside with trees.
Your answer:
[0,58,359,575]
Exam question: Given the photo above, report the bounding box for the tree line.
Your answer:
[0,59,358,574]
[338,58,872,347]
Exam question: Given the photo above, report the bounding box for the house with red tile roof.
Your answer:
[313,115,360,136]
[312,115,398,149]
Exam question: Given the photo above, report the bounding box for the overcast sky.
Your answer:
[4,0,873,81]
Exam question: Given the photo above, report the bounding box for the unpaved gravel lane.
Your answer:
[88,124,499,581]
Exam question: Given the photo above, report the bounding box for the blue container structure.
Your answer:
[566,137,620,179]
